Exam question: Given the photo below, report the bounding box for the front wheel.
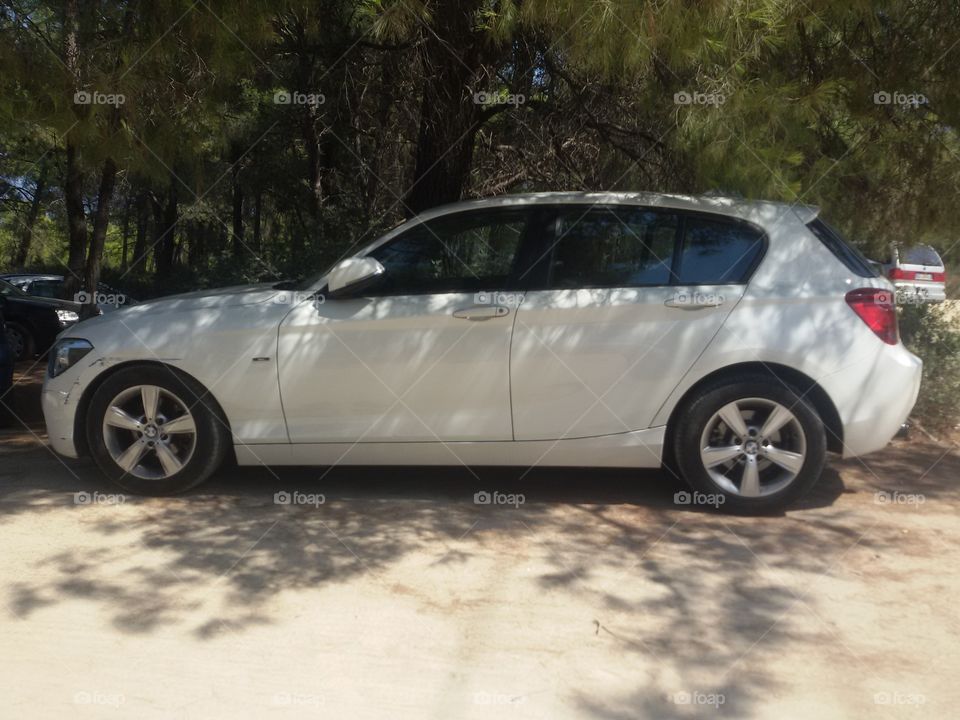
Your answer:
[6,322,35,362]
[673,375,827,514]
[86,366,229,495]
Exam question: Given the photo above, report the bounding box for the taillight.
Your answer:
[889,268,946,282]
[845,288,898,345]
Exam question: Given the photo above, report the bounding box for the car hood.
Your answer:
[116,283,287,314]
[6,294,82,313]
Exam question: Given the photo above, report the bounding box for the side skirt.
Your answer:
[234,427,665,468]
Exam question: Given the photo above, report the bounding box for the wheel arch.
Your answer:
[73,360,234,459]
[663,361,844,462]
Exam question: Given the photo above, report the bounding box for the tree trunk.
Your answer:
[63,141,88,298]
[405,0,486,215]
[231,147,244,257]
[13,161,48,267]
[253,190,262,253]
[120,194,131,271]
[153,183,178,279]
[81,158,118,317]
[131,192,149,273]
[62,0,87,299]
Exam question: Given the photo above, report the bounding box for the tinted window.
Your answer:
[369,210,527,294]
[677,218,764,284]
[807,219,877,278]
[548,207,678,288]
[901,245,943,267]
[28,280,63,298]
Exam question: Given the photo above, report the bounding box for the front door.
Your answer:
[278,207,539,443]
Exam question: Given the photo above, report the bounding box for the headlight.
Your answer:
[56,309,80,326]
[48,338,94,378]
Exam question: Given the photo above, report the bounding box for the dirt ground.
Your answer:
[1,365,958,719]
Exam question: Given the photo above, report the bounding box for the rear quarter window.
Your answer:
[807,219,878,278]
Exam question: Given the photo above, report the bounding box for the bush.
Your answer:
[899,303,960,433]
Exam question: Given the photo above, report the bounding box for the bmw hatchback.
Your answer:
[42,193,921,513]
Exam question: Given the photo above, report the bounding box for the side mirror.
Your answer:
[325,257,386,298]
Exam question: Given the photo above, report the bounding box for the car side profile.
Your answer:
[42,192,922,513]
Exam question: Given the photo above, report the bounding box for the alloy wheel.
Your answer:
[699,398,807,498]
[101,384,198,480]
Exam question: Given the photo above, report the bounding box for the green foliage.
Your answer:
[900,304,960,433]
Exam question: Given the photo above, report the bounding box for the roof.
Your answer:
[414,192,821,227]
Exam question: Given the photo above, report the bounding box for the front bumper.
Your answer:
[41,378,82,458]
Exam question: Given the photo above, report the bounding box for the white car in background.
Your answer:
[42,192,922,513]
[886,244,947,303]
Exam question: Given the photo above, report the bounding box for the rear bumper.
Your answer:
[823,342,922,458]
[893,281,946,304]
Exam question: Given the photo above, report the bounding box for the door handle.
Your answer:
[452,305,510,320]
[664,295,724,310]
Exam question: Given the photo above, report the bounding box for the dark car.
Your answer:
[0,273,135,313]
[0,297,14,415]
[0,278,81,361]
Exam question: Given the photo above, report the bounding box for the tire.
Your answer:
[6,322,35,362]
[86,365,229,495]
[672,374,827,515]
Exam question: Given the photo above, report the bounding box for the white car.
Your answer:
[885,244,947,304]
[42,192,922,513]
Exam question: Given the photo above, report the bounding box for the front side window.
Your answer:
[547,206,679,288]
[369,210,528,295]
[676,217,764,284]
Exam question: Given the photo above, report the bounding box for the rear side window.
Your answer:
[807,219,878,278]
[547,207,679,288]
[676,217,764,284]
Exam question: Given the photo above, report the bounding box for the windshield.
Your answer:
[901,245,943,267]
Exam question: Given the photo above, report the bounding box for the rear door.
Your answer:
[510,205,765,440]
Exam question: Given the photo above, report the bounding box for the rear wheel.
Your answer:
[5,322,34,361]
[673,375,826,514]
[86,366,229,495]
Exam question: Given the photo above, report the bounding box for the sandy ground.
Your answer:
[0,366,958,719]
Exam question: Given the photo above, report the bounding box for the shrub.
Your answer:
[899,303,960,433]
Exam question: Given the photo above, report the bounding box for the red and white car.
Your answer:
[887,244,947,304]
